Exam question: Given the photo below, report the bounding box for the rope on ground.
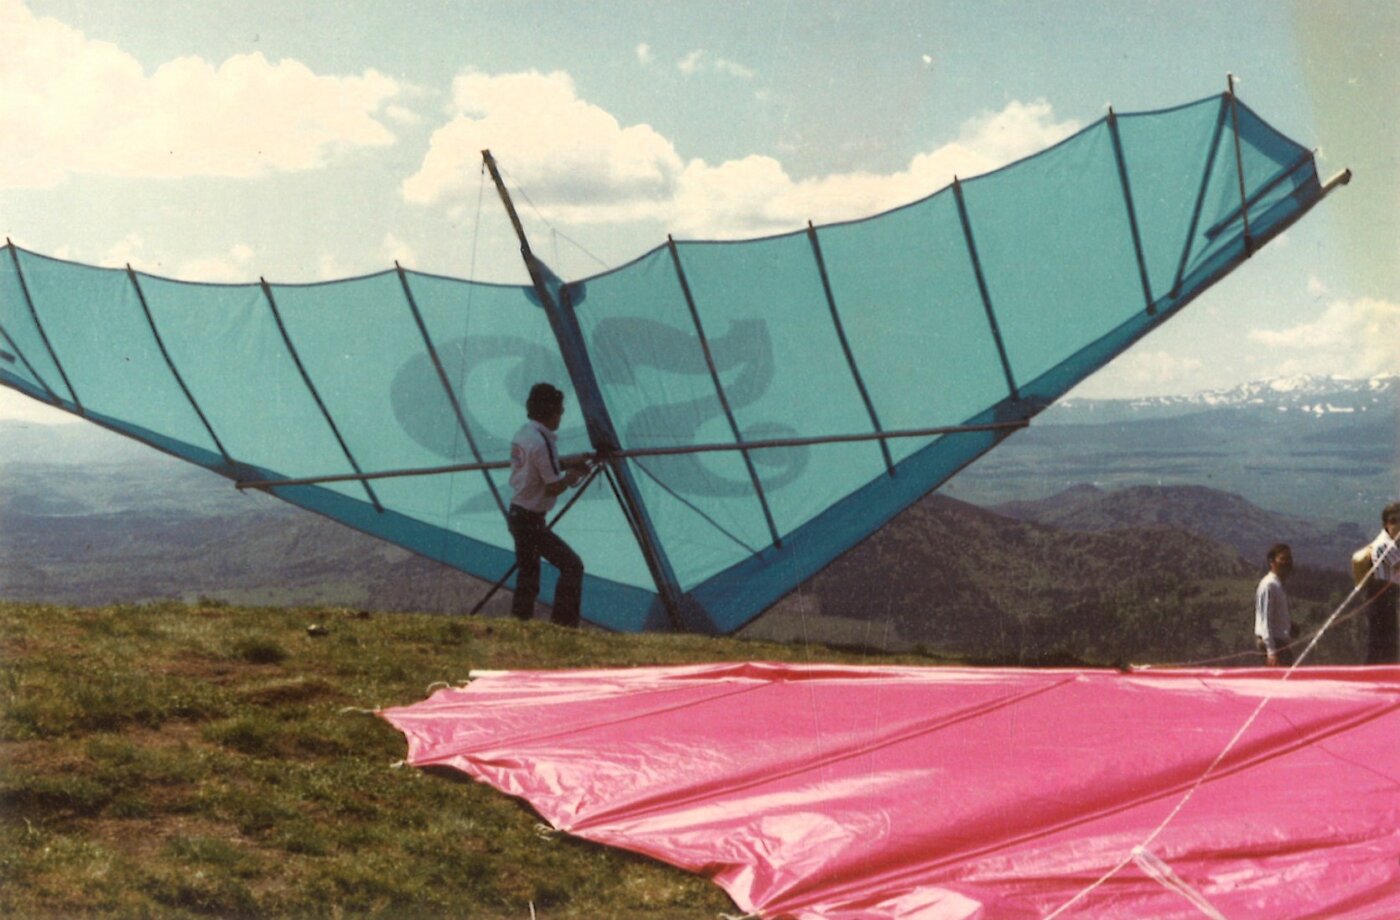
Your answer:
[1132,846,1227,919]
[1134,573,1390,670]
[1043,565,1379,919]
[338,705,381,716]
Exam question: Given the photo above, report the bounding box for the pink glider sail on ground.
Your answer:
[381,662,1400,919]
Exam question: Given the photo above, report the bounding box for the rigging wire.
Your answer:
[440,163,489,613]
[496,162,610,270]
[1043,553,1389,919]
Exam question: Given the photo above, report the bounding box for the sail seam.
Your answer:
[127,266,233,466]
[259,278,384,512]
[6,243,81,413]
[667,236,784,551]
[806,222,896,477]
[395,264,507,518]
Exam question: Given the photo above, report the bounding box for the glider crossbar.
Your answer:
[233,418,1028,491]
[1202,150,1315,242]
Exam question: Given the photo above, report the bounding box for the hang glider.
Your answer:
[0,89,1348,633]
[381,662,1400,919]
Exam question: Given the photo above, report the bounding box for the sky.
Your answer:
[1,0,1396,426]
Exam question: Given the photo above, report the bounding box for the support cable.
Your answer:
[127,265,232,465]
[667,236,783,550]
[6,239,81,413]
[259,278,383,512]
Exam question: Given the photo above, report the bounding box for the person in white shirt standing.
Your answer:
[507,383,591,627]
[1255,543,1294,667]
[1364,501,1400,664]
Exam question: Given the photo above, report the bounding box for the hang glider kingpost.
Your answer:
[0,89,1348,633]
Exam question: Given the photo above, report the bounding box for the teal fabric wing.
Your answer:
[0,93,1331,633]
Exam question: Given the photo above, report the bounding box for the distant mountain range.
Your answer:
[1049,374,1399,423]
[989,484,1368,570]
[943,374,1397,531]
[0,374,1390,663]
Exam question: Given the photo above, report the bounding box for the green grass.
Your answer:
[0,600,951,918]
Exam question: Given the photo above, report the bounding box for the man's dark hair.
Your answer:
[526,382,564,421]
[1384,501,1400,526]
[1266,543,1291,565]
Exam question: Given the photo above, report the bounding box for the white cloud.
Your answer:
[672,49,754,79]
[1249,297,1400,379]
[677,50,705,75]
[403,74,1079,240]
[668,99,1080,237]
[402,70,683,222]
[714,58,755,79]
[385,104,422,125]
[1307,275,1328,297]
[382,232,416,267]
[1072,349,1205,399]
[635,43,653,66]
[100,233,146,268]
[0,1,401,189]
[316,252,351,280]
[171,244,257,282]
[0,387,78,424]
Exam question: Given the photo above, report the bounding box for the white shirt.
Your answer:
[1372,530,1400,586]
[1254,571,1290,652]
[508,420,566,513]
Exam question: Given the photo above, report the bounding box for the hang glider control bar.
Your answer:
[233,418,1028,492]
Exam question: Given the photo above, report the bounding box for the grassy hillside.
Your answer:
[0,599,959,919]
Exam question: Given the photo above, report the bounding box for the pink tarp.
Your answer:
[380,663,1400,918]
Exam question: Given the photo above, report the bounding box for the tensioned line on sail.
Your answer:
[233,418,1030,492]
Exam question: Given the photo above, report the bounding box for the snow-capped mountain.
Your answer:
[1049,374,1399,423]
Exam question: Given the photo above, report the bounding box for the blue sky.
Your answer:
[1,0,1395,424]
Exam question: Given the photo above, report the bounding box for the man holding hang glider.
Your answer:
[1254,543,1295,667]
[1363,502,1400,664]
[507,383,593,627]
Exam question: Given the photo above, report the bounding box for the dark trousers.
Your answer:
[1365,581,1398,665]
[1255,637,1294,668]
[507,505,583,627]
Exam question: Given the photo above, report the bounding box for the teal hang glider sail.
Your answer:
[0,91,1348,633]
